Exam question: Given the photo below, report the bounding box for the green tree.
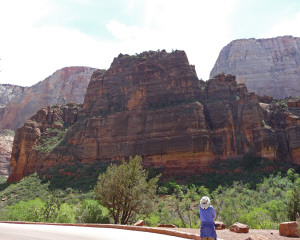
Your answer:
[94,156,160,224]
[43,193,61,222]
[287,169,300,221]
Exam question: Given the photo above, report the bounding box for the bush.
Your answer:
[76,199,109,223]
[56,203,76,223]
[3,198,44,222]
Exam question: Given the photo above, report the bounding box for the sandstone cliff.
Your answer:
[210,36,300,99]
[0,66,96,130]
[7,51,300,182]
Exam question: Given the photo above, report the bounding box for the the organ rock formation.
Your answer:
[7,50,300,182]
[0,66,96,131]
[210,36,300,99]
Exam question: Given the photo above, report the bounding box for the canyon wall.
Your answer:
[0,66,96,178]
[0,66,96,131]
[8,50,300,182]
[210,36,300,99]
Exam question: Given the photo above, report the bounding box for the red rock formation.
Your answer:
[7,50,300,182]
[0,66,96,131]
[229,222,249,233]
[210,36,300,99]
[7,104,81,182]
[279,221,299,237]
[215,221,226,230]
[134,220,145,226]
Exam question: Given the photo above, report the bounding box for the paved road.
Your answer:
[0,223,188,240]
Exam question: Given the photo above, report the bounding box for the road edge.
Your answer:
[0,221,201,240]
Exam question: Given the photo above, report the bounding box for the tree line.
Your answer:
[0,156,299,229]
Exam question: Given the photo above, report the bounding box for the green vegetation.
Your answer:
[95,156,160,224]
[0,129,15,137]
[40,160,110,191]
[34,127,69,153]
[0,156,299,229]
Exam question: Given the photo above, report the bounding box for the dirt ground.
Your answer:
[177,228,300,240]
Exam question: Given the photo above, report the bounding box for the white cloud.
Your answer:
[262,11,300,38]
[106,19,141,41]
[105,0,238,80]
[0,0,238,86]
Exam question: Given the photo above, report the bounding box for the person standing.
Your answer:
[199,196,217,240]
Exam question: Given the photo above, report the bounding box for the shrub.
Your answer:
[76,199,109,223]
[56,203,76,223]
[4,198,44,222]
[94,156,160,224]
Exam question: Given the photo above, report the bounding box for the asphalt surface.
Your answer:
[0,223,188,240]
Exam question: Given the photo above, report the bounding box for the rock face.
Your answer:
[210,36,300,99]
[279,221,299,237]
[0,66,96,131]
[0,84,26,108]
[0,130,14,178]
[0,84,26,122]
[261,99,300,164]
[7,50,300,182]
[134,220,145,226]
[215,221,226,230]
[7,104,81,182]
[229,222,249,233]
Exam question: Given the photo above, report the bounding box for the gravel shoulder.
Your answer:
[176,228,300,240]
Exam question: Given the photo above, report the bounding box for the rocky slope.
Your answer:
[210,36,300,99]
[0,66,96,130]
[0,66,96,179]
[0,84,26,121]
[7,50,300,182]
[0,84,26,108]
[0,130,14,178]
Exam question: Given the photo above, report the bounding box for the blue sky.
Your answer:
[1,0,300,86]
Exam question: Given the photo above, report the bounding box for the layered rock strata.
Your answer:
[210,36,300,99]
[8,104,81,182]
[7,50,300,182]
[0,66,96,130]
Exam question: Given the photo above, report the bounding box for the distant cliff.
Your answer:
[0,130,14,178]
[7,50,300,182]
[0,66,96,178]
[210,36,300,99]
[0,66,96,131]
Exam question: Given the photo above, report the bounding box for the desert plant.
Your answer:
[94,156,160,224]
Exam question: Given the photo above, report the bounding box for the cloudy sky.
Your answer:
[1,0,300,86]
